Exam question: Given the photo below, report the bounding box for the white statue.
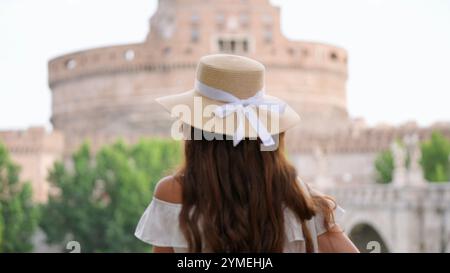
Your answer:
[404,134,425,186]
[391,141,406,187]
[314,145,332,189]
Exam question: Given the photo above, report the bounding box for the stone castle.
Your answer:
[1,0,450,251]
[48,0,350,155]
[45,0,450,188]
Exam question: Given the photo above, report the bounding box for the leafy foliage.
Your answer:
[374,149,394,184]
[0,142,40,252]
[374,132,450,184]
[420,131,450,182]
[40,138,181,252]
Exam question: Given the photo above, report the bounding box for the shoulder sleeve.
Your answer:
[134,198,188,248]
[297,177,346,236]
[313,203,345,236]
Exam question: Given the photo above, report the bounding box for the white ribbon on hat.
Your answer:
[194,79,286,147]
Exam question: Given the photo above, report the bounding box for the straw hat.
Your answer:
[155,54,301,146]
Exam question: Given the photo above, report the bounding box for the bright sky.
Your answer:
[1,0,449,131]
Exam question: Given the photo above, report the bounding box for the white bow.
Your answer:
[195,80,286,147]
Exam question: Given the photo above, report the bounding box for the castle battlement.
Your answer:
[48,0,350,142]
[0,127,64,203]
[48,0,347,89]
[48,40,347,88]
[288,122,450,154]
[0,127,64,154]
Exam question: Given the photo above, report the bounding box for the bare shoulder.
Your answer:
[302,180,336,209]
[153,175,182,204]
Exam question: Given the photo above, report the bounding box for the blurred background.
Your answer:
[1,0,450,253]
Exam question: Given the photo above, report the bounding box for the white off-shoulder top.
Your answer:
[134,180,345,253]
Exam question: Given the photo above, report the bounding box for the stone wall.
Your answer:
[0,127,64,203]
[48,0,349,154]
[327,183,450,252]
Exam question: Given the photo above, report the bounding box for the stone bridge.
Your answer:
[326,183,450,252]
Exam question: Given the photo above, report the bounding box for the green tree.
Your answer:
[0,142,40,252]
[40,138,181,252]
[420,131,450,182]
[374,139,414,184]
[374,149,394,184]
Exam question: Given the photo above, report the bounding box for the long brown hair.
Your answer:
[175,126,335,252]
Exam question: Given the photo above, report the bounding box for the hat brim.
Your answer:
[155,89,301,138]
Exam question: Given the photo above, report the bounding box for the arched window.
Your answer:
[191,13,200,25]
[217,37,250,53]
[263,29,273,43]
[239,12,249,27]
[65,59,76,70]
[262,13,273,26]
[191,28,200,43]
[330,52,338,61]
[124,50,135,61]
